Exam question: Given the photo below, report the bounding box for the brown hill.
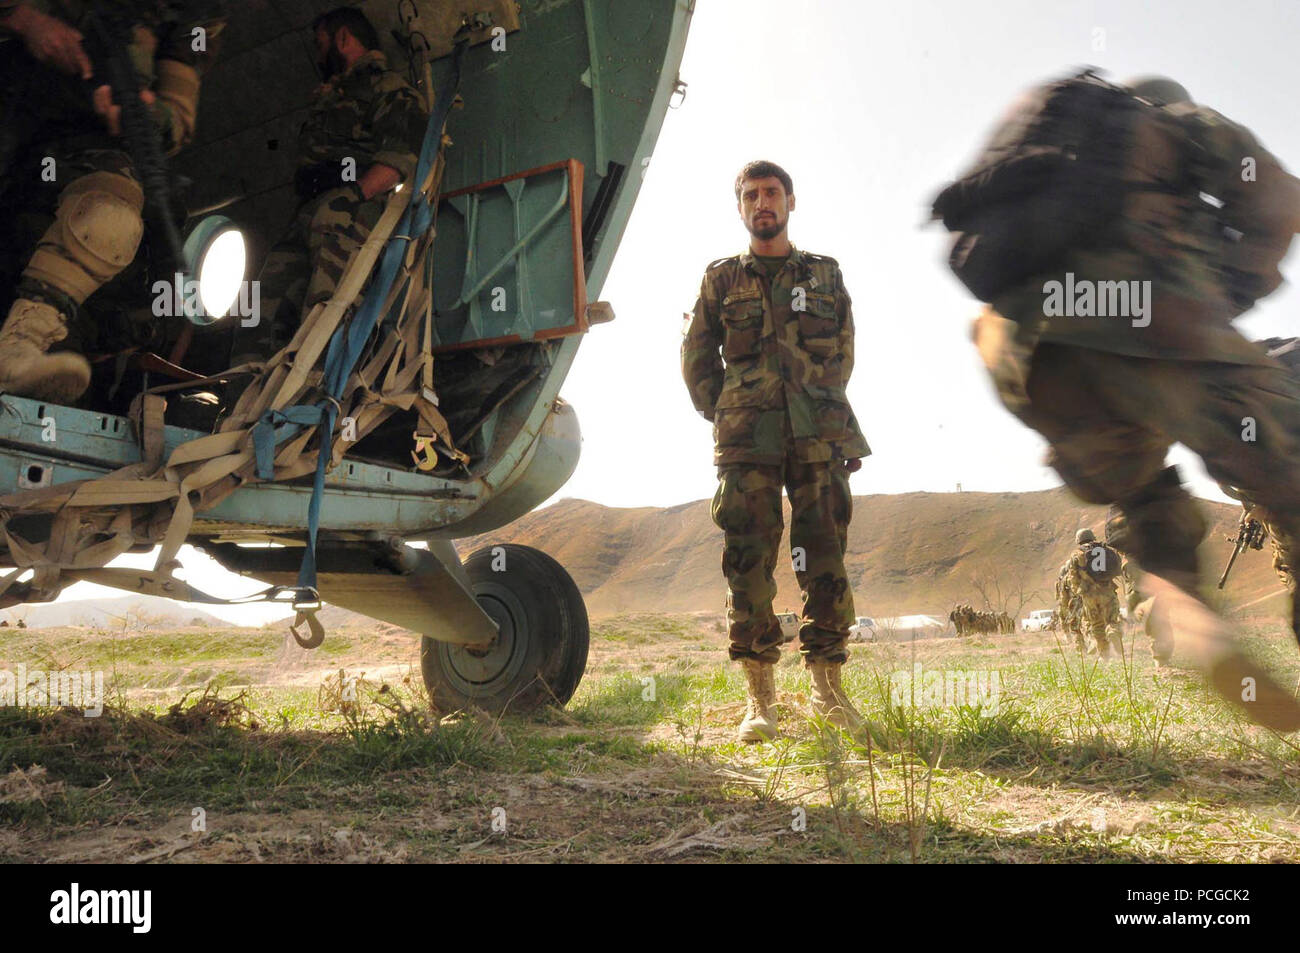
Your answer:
[459,488,1284,622]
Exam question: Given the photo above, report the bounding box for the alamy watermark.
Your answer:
[890,663,1001,716]
[0,665,104,717]
[1042,272,1151,327]
[49,883,150,933]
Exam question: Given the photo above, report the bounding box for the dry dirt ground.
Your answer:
[2,612,1299,863]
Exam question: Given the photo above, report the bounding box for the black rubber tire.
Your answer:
[420,543,589,714]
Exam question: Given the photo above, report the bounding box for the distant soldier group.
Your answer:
[948,603,1013,636]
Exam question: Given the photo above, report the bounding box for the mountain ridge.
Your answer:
[459,487,1281,620]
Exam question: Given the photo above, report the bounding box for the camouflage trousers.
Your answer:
[711,459,855,665]
[235,185,384,358]
[1245,505,1297,593]
[1058,591,1085,648]
[1075,578,1123,655]
[979,320,1300,606]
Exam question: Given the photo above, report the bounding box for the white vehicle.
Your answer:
[777,612,799,643]
[849,616,877,643]
[1021,609,1056,632]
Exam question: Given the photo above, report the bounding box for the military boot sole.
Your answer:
[0,352,91,404]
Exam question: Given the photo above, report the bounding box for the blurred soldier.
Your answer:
[1237,503,1293,595]
[1217,337,1300,613]
[1106,506,1173,665]
[232,6,427,366]
[0,0,225,401]
[937,73,1300,729]
[683,159,871,742]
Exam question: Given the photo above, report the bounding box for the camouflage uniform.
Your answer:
[1065,543,1124,655]
[0,0,226,349]
[1258,510,1295,594]
[683,245,870,664]
[1228,501,1297,594]
[238,49,426,357]
[973,94,1300,622]
[1055,564,1086,649]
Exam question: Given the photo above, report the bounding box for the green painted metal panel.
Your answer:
[0,0,692,546]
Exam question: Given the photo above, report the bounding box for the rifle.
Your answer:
[1217,513,1267,589]
[82,8,187,276]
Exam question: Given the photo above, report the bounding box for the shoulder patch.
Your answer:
[801,251,840,267]
[705,255,740,272]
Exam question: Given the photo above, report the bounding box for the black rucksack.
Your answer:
[1080,543,1123,584]
[932,71,1153,302]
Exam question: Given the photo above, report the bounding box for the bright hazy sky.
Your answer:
[37,0,1300,625]
[562,0,1300,509]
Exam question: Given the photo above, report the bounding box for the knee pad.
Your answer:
[25,172,145,304]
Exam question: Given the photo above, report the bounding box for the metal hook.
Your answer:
[411,433,440,471]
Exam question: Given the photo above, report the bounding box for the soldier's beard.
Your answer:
[747,213,786,241]
[318,45,347,81]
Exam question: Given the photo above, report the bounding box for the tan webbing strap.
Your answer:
[134,392,167,471]
[0,142,458,606]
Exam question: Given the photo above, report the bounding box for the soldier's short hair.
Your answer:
[313,6,382,52]
[734,160,793,201]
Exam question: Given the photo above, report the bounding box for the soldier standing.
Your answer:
[682,160,871,742]
[232,6,427,365]
[0,0,226,402]
[940,74,1300,728]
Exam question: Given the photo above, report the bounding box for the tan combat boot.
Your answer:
[0,299,91,403]
[737,659,779,743]
[808,659,867,734]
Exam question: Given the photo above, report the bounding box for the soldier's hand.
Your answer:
[843,458,863,473]
[9,5,93,79]
[92,84,157,136]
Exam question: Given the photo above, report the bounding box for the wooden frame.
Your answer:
[433,158,587,353]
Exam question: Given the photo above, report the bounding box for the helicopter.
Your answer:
[0,0,692,713]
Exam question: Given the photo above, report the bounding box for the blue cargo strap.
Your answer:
[249,39,467,603]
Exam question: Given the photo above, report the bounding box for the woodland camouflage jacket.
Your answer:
[296,49,426,185]
[682,245,870,466]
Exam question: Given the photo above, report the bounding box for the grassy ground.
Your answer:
[1,612,1298,863]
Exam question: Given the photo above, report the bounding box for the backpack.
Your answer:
[932,70,1164,302]
[1079,543,1123,584]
